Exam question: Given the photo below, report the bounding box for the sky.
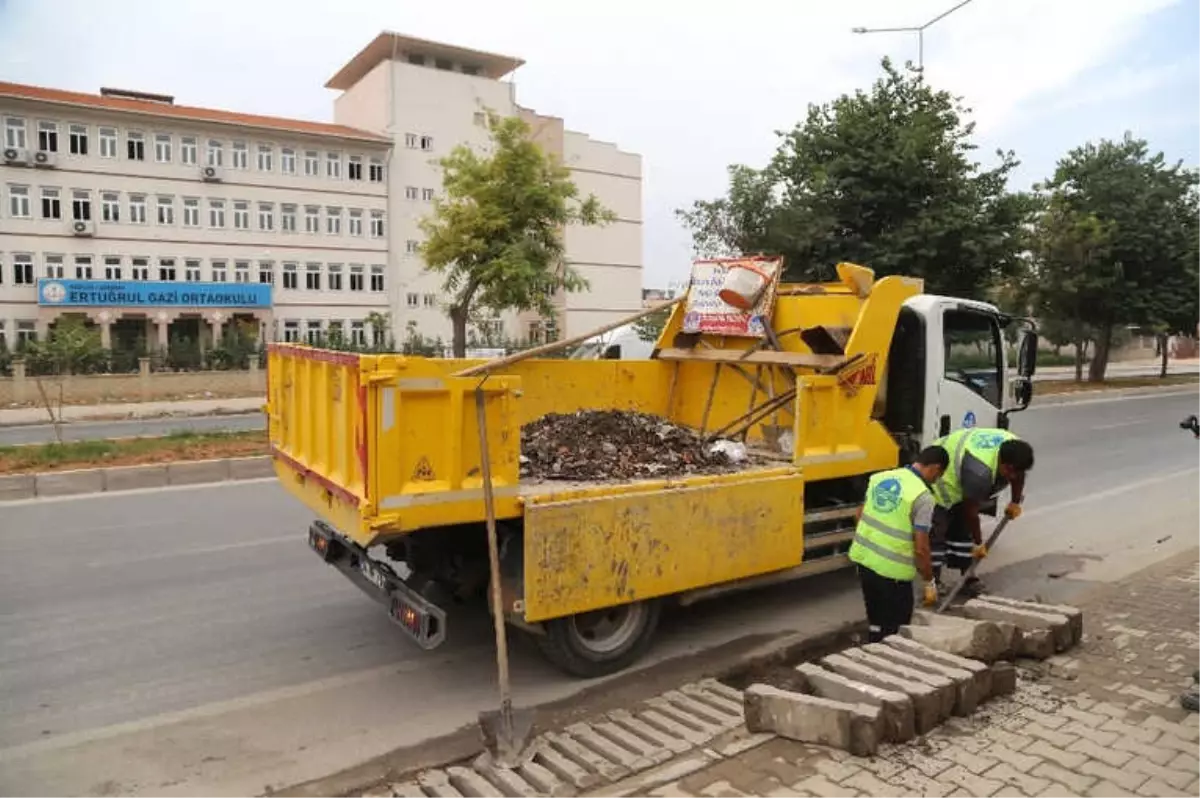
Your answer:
[2,0,1196,289]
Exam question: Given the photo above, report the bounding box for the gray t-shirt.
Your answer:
[960,451,1008,503]
[911,490,934,534]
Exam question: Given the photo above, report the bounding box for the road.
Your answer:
[0,413,263,446]
[1,390,1197,796]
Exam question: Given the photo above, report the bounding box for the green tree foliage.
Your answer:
[420,112,615,356]
[633,307,671,343]
[678,59,1032,298]
[21,316,106,442]
[1034,134,1199,381]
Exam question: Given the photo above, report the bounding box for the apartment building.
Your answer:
[0,82,392,353]
[327,32,644,342]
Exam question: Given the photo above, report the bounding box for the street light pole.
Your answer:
[851,0,976,70]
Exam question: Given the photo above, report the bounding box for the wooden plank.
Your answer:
[656,347,844,370]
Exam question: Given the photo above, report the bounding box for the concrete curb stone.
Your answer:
[103,464,168,492]
[0,473,35,500]
[0,456,276,502]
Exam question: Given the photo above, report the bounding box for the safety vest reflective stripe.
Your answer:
[858,512,913,542]
[851,532,914,567]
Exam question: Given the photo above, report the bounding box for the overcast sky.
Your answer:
[2,0,1196,288]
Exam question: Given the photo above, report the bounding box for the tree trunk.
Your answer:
[1087,322,1114,383]
[1158,333,1169,378]
[450,307,469,358]
[1073,337,1085,382]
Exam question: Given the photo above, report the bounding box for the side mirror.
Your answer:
[1017,330,1038,378]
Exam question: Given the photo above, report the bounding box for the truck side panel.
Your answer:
[521,469,805,621]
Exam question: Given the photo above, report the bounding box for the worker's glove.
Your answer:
[1004,502,1023,520]
[973,543,989,559]
[922,581,938,607]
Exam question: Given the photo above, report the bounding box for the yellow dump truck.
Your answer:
[267,264,1038,677]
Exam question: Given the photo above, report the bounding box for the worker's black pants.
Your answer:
[931,503,974,581]
[856,564,914,643]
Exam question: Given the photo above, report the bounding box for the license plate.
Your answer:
[358,558,390,593]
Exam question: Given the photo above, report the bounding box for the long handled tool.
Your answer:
[474,381,534,767]
[935,515,1012,614]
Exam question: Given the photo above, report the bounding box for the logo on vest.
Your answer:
[973,432,1006,449]
[871,477,903,513]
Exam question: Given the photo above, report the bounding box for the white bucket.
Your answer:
[718,261,770,310]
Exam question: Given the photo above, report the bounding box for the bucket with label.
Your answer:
[718,261,771,310]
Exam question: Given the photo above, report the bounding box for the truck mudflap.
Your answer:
[307,520,448,649]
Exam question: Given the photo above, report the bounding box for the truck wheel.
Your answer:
[535,600,661,678]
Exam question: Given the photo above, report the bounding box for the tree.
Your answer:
[22,316,105,443]
[633,307,671,343]
[678,59,1033,298]
[1037,134,1199,381]
[420,112,615,357]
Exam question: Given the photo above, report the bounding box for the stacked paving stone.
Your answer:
[742,599,1083,757]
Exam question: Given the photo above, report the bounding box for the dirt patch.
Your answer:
[520,409,757,481]
[0,431,268,473]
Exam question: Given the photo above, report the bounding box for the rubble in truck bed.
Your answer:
[519,409,761,481]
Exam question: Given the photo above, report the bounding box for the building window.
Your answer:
[131,257,150,280]
[405,186,419,200]
[208,199,225,228]
[423,293,436,308]
[72,190,91,221]
[211,260,228,282]
[16,320,37,346]
[206,139,223,167]
[328,262,343,290]
[420,135,433,152]
[180,136,197,165]
[422,188,435,201]
[154,133,171,163]
[370,265,385,292]
[129,194,147,224]
[434,58,453,71]
[38,121,58,152]
[14,254,34,285]
[283,320,300,342]
[405,239,420,254]
[280,203,296,232]
[404,133,418,149]
[258,202,274,231]
[348,155,363,181]
[235,260,251,283]
[369,158,384,182]
[258,260,274,284]
[4,117,27,149]
[282,261,298,289]
[185,259,202,282]
[69,124,88,155]
[157,195,174,225]
[8,185,30,218]
[74,255,93,279]
[158,257,176,281]
[233,200,249,230]
[304,205,319,233]
[473,111,487,127]
[406,292,419,308]
[257,144,273,171]
[351,321,366,346]
[305,320,322,344]
[44,254,65,278]
[41,187,61,219]
[231,140,248,169]
[349,264,364,292]
[408,53,426,66]
[101,191,120,222]
[348,209,363,236]
[325,206,342,235]
[104,256,122,280]
[182,197,199,227]
[305,262,321,290]
[127,131,145,161]
[98,126,117,158]
[371,211,385,238]
[303,150,319,176]
[281,148,296,174]
[326,152,342,179]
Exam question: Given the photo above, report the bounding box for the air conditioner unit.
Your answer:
[3,147,29,166]
[32,150,58,168]
[201,165,223,182]
[72,220,95,237]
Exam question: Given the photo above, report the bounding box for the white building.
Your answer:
[0,82,392,353]
[326,32,644,343]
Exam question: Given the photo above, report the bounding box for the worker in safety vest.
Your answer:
[849,446,948,643]
[930,427,1035,596]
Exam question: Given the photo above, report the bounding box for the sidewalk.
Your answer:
[0,395,263,426]
[628,551,1200,798]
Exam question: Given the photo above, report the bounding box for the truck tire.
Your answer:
[534,600,661,678]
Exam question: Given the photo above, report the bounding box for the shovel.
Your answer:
[474,382,536,768]
[935,515,1012,614]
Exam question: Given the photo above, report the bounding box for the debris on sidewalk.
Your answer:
[520,410,753,481]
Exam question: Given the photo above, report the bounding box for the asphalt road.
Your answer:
[1,389,1197,796]
[0,412,263,446]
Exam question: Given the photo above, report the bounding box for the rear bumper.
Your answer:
[308,520,448,649]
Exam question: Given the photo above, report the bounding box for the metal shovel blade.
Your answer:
[478,705,536,769]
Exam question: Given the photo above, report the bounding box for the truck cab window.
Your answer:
[943,308,1002,407]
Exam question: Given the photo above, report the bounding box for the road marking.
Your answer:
[85,534,297,567]
[1089,419,1152,430]
[1023,466,1200,519]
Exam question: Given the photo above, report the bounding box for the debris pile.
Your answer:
[520,409,742,481]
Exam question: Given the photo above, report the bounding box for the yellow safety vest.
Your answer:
[849,467,927,581]
[930,427,1018,508]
